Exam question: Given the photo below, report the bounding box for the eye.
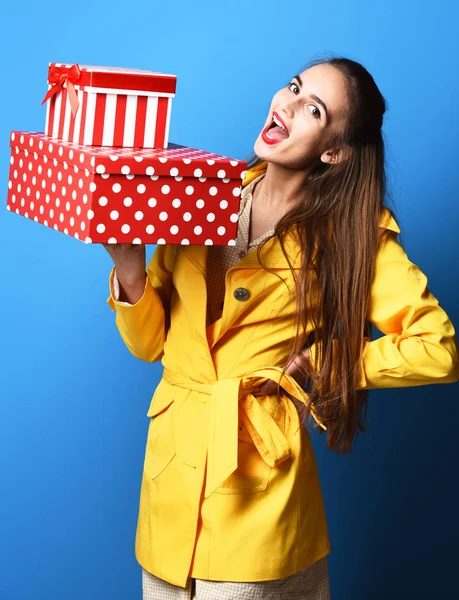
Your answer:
[288,82,300,95]
[307,104,321,119]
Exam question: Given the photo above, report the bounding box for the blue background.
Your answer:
[1,1,458,598]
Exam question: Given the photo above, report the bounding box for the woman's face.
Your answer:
[254,63,350,170]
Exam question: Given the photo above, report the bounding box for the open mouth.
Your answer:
[262,112,290,145]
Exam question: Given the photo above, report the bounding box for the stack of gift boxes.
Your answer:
[6,63,246,245]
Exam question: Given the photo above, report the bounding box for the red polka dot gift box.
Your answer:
[7,132,246,245]
[42,63,177,149]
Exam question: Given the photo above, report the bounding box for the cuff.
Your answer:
[107,267,148,311]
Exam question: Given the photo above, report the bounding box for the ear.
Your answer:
[320,145,352,165]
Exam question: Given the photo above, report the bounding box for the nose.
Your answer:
[278,100,294,119]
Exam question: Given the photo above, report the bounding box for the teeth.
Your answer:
[273,114,287,131]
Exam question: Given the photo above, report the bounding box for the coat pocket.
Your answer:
[144,383,176,480]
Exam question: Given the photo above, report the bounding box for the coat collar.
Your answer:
[242,163,401,235]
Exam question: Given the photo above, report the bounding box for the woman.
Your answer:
[104,57,459,599]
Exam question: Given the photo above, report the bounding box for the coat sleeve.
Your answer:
[310,232,459,389]
[106,245,177,362]
[358,232,459,388]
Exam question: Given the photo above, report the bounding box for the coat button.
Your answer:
[234,287,250,301]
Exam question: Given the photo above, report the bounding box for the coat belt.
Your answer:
[162,367,326,498]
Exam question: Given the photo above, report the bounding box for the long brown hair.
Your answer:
[251,57,397,453]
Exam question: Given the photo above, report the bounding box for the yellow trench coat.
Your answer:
[108,172,459,588]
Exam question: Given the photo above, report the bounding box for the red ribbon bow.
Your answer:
[41,63,81,117]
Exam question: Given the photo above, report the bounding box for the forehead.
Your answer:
[298,63,348,119]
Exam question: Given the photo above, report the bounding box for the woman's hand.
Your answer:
[252,347,312,397]
[103,243,147,304]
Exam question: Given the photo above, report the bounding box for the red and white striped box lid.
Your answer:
[47,63,177,96]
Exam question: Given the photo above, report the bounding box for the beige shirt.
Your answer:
[205,173,273,325]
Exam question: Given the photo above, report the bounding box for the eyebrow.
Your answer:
[292,75,329,119]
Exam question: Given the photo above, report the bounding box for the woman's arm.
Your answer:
[309,232,459,389]
[106,244,177,363]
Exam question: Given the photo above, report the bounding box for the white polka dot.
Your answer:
[58,147,64,156]
[61,186,67,196]
[64,227,68,233]
[87,210,95,220]
[150,175,159,181]
[84,236,92,244]
[55,198,60,207]
[232,187,241,197]
[135,211,144,221]
[101,174,110,180]
[76,206,82,216]
[230,213,238,222]
[48,143,53,153]
[159,157,168,164]
[146,224,155,234]
[240,170,247,179]
[204,239,214,245]
[170,167,179,176]
[43,218,48,225]
[112,183,121,193]
[20,134,24,143]
[207,213,215,222]
[172,198,181,208]
[26,187,31,196]
[222,178,230,183]
[90,157,96,167]
[109,154,118,161]
[185,185,194,195]
[196,199,205,209]
[209,186,218,196]
[79,153,85,163]
[161,185,170,195]
[32,176,37,186]
[45,194,50,203]
[181,239,190,245]
[121,224,130,234]
[53,224,58,231]
[132,237,142,244]
[170,225,179,235]
[206,159,215,165]
[39,205,44,214]
[194,225,202,235]
[148,198,157,207]
[183,212,192,221]
[67,175,73,184]
[227,239,236,246]
[159,211,168,221]
[220,200,228,209]
[99,196,108,206]
[96,164,105,174]
[137,184,146,194]
[38,165,42,175]
[193,168,203,177]
[217,226,226,235]
[157,238,166,244]
[70,217,75,226]
[69,150,74,159]
[20,198,25,207]
[50,208,54,218]
[89,182,97,192]
[17,183,21,192]
[11,132,15,142]
[22,173,27,182]
[65,201,71,211]
[82,194,88,204]
[217,169,226,178]
[108,237,117,243]
[30,201,35,211]
[110,210,119,220]
[19,159,24,168]
[230,160,239,167]
[146,166,155,175]
[41,180,46,189]
[96,224,106,233]
[80,221,86,231]
[183,158,191,164]
[175,176,183,182]
[78,179,83,189]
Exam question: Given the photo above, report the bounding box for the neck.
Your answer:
[253,162,309,208]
